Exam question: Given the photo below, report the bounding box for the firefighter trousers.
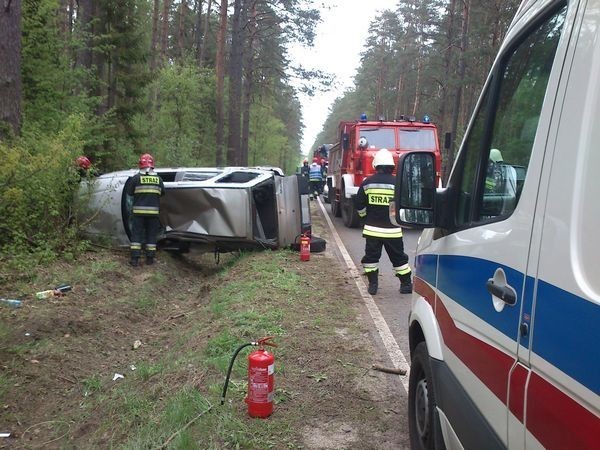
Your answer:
[130,215,161,259]
[361,237,411,282]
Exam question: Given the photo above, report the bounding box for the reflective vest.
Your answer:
[309,163,322,182]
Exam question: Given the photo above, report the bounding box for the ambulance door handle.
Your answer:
[486,279,516,306]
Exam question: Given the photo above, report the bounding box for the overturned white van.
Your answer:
[77,167,309,253]
[392,0,599,449]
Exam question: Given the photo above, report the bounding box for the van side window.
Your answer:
[455,4,567,226]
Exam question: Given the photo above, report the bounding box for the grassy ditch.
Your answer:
[0,215,406,449]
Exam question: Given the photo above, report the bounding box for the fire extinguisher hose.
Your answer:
[221,342,254,405]
[220,337,277,406]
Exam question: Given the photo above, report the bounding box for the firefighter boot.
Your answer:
[366,270,379,295]
[398,274,413,294]
[129,256,139,267]
[145,255,154,265]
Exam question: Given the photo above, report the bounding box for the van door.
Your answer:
[424,4,569,448]
[524,1,600,448]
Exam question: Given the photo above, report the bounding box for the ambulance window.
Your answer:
[455,4,567,226]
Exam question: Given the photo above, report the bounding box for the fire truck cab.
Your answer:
[328,115,441,227]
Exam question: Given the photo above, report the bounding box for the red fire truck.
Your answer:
[327,114,442,227]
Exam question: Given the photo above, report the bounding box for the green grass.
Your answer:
[134,361,165,381]
[82,374,103,396]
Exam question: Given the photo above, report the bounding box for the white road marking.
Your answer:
[316,197,410,392]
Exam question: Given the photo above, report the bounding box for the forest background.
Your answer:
[0,0,519,272]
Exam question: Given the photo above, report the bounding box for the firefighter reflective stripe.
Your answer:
[130,242,142,250]
[364,263,378,273]
[394,263,411,276]
[146,244,157,252]
[132,205,160,215]
[134,185,162,195]
[364,183,395,192]
[358,207,367,218]
[363,225,403,238]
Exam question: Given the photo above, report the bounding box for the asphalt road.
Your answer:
[316,197,422,369]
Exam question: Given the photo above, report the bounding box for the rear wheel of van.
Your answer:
[409,342,444,450]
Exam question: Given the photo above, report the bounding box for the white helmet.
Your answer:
[489,148,503,163]
[372,148,395,169]
[358,136,368,148]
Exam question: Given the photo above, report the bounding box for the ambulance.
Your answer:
[391,0,600,448]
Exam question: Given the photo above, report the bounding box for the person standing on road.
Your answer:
[308,157,322,200]
[127,153,165,267]
[355,148,412,295]
[300,158,310,180]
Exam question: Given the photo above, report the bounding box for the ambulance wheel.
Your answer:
[408,342,444,450]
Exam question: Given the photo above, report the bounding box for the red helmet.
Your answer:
[312,157,319,163]
[76,156,91,170]
[139,153,155,169]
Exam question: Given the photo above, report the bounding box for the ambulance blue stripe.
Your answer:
[436,255,523,339]
[414,254,599,395]
[533,281,600,395]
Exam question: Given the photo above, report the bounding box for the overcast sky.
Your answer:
[288,0,399,156]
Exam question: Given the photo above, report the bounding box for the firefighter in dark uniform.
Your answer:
[127,153,165,267]
[355,148,412,295]
[300,158,310,180]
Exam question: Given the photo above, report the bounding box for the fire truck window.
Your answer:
[360,128,395,149]
[399,129,436,150]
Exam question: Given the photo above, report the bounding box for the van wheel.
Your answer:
[409,342,443,450]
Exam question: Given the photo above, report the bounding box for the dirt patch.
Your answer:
[0,203,408,449]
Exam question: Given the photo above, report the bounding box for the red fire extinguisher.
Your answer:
[300,234,311,261]
[221,336,277,418]
[246,336,277,418]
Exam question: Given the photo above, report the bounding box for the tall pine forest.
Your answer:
[0,0,520,267]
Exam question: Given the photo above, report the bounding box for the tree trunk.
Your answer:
[412,56,422,116]
[439,0,456,176]
[198,0,212,67]
[161,0,171,62]
[178,0,186,59]
[194,0,203,63]
[214,0,228,166]
[150,0,160,72]
[0,0,22,139]
[448,0,470,181]
[76,0,94,70]
[394,72,404,119]
[227,0,245,166]
[241,0,256,166]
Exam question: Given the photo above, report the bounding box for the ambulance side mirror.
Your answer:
[393,152,436,227]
